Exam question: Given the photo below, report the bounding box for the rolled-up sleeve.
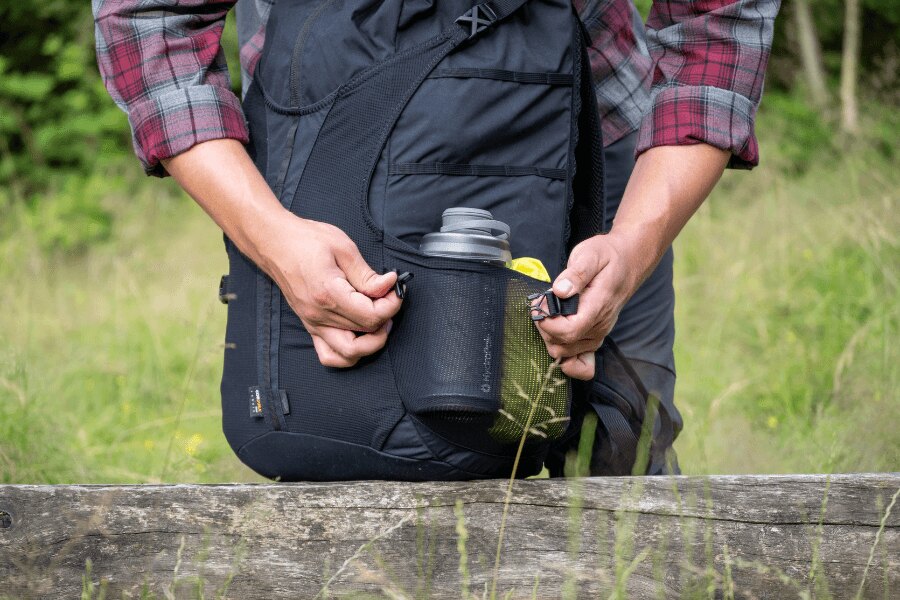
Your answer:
[637,0,780,169]
[93,0,248,176]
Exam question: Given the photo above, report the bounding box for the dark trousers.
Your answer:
[545,132,682,476]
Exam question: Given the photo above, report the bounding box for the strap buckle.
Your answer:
[388,269,414,300]
[455,3,499,40]
[527,289,579,321]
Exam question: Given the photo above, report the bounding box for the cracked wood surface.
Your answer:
[0,474,898,599]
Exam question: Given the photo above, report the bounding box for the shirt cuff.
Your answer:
[635,85,759,170]
[128,85,250,177]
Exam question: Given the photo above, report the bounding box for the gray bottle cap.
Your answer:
[420,208,512,265]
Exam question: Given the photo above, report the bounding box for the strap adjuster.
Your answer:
[527,289,579,321]
[388,269,414,300]
[456,3,499,40]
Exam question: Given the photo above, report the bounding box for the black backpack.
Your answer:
[219,0,669,481]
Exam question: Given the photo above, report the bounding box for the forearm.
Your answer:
[608,143,730,290]
[162,138,292,274]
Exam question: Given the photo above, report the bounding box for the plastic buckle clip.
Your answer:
[527,289,579,321]
[455,2,499,40]
[390,270,414,299]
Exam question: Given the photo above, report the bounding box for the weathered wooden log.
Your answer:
[1,474,897,599]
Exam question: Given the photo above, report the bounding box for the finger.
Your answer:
[336,246,397,298]
[552,242,610,299]
[316,321,391,365]
[324,276,402,332]
[305,310,369,332]
[560,352,595,380]
[310,333,355,369]
[544,337,602,360]
[536,299,612,344]
[536,274,616,343]
[536,313,585,346]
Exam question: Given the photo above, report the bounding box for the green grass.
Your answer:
[672,112,900,473]
[0,163,261,483]
[0,101,897,483]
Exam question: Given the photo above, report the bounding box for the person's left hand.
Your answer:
[534,233,644,380]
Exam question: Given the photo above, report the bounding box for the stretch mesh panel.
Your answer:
[489,276,570,443]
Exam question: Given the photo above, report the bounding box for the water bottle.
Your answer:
[419,208,512,265]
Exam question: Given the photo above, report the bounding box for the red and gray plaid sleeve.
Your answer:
[93,0,248,176]
[638,0,780,168]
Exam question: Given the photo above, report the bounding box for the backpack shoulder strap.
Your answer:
[568,19,606,252]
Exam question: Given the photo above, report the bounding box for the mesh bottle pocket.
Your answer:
[489,276,570,444]
[387,258,570,447]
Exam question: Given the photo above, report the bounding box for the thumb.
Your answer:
[553,242,606,299]
[338,249,397,298]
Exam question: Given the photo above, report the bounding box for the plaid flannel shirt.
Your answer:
[93,0,779,176]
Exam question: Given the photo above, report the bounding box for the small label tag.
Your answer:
[249,386,264,418]
[278,389,290,415]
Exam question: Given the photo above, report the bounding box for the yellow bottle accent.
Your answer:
[508,257,551,282]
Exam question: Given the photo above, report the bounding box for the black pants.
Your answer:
[545,132,682,476]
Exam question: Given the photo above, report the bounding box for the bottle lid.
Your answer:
[420,208,512,265]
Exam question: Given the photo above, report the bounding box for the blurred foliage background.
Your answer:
[0,2,897,482]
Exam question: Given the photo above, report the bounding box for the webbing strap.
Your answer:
[472,0,534,25]
[455,0,533,41]
[600,339,676,471]
[596,404,638,450]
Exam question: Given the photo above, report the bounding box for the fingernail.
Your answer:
[386,319,393,334]
[555,279,573,295]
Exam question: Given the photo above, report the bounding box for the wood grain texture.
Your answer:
[1,474,897,599]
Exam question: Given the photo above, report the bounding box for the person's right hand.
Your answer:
[161,138,402,369]
[261,216,402,368]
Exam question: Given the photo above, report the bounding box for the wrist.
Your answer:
[242,204,308,275]
[602,227,659,293]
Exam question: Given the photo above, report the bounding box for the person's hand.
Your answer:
[161,139,404,370]
[534,144,731,380]
[535,233,642,380]
[261,215,403,368]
